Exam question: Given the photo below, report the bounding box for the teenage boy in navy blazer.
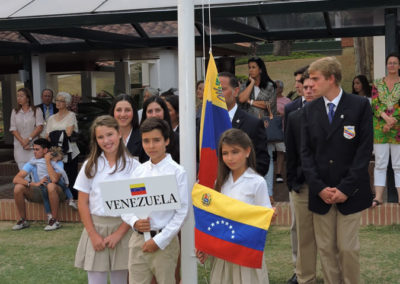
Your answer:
[301,57,373,284]
[284,66,308,284]
[286,74,319,284]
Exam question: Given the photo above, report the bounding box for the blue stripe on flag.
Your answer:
[201,101,232,150]
[193,206,267,251]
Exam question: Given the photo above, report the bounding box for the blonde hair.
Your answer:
[215,128,256,192]
[308,57,342,85]
[49,146,64,160]
[84,115,131,178]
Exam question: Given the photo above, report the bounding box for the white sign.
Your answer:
[99,174,181,217]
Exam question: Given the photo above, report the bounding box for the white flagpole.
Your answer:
[178,0,197,283]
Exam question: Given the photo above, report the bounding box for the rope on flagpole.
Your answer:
[202,0,206,80]
[208,0,212,53]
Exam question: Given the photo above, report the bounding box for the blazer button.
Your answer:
[329,160,334,164]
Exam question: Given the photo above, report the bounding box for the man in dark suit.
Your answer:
[286,75,318,284]
[284,66,308,133]
[36,89,57,120]
[284,66,308,284]
[218,72,270,177]
[301,57,373,284]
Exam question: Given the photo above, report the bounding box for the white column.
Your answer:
[178,0,197,283]
[158,50,179,92]
[31,54,46,105]
[141,63,150,87]
[149,60,161,90]
[373,36,386,80]
[114,61,130,95]
[195,57,205,82]
[81,71,96,102]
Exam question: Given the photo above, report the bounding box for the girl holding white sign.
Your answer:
[196,128,272,284]
[74,115,140,284]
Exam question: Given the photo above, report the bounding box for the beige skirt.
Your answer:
[209,256,269,284]
[75,215,132,272]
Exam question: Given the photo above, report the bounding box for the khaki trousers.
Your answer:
[289,193,298,271]
[291,186,317,284]
[128,231,179,284]
[313,205,361,284]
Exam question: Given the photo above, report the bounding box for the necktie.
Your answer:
[328,103,335,123]
[45,106,50,120]
[302,100,307,107]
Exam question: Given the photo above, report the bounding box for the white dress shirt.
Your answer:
[74,153,140,217]
[122,154,189,250]
[228,103,238,122]
[221,167,272,208]
[323,88,343,115]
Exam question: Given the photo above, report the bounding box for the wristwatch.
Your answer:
[28,137,33,142]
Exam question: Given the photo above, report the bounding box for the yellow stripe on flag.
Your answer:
[130,183,145,189]
[192,183,274,230]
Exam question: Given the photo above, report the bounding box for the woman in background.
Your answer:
[10,88,44,169]
[165,95,179,133]
[371,53,400,207]
[238,57,277,198]
[110,94,142,159]
[46,92,80,199]
[238,57,276,119]
[352,75,372,103]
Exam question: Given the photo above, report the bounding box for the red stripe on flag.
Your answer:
[131,190,146,196]
[195,228,264,268]
[198,148,218,188]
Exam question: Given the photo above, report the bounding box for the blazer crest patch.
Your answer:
[343,125,355,139]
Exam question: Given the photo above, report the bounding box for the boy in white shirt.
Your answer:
[122,117,188,284]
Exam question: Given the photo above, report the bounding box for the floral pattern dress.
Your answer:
[372,78,400,144]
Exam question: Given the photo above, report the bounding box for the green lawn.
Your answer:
[1,222,399,283]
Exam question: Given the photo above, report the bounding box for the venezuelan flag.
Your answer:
[198,53,232,188]
[130,183,147,196]
[192,183,274,268]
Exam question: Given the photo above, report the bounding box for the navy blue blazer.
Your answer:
[285,108,305,192]
[35,103,58,119]
[284,97,302,132]
[301,92,373,215]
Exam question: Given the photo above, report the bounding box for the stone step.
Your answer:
[1,199,399,226]
[0,199,80,222]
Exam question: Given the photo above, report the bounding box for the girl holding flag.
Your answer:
[196,128,272,284]
[74,115,140,284]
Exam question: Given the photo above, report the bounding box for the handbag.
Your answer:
[264,102,284,142]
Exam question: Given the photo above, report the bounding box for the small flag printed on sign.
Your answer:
[130,183,147,196]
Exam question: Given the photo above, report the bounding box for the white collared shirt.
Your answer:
[254,85,260,100]
[124,128,132,146]
[121,154,189,250]
[301,97,306,107]
[221,168,272,208]
[74,153,140,217]
[228,103,238,122]
[323,88,343,115]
